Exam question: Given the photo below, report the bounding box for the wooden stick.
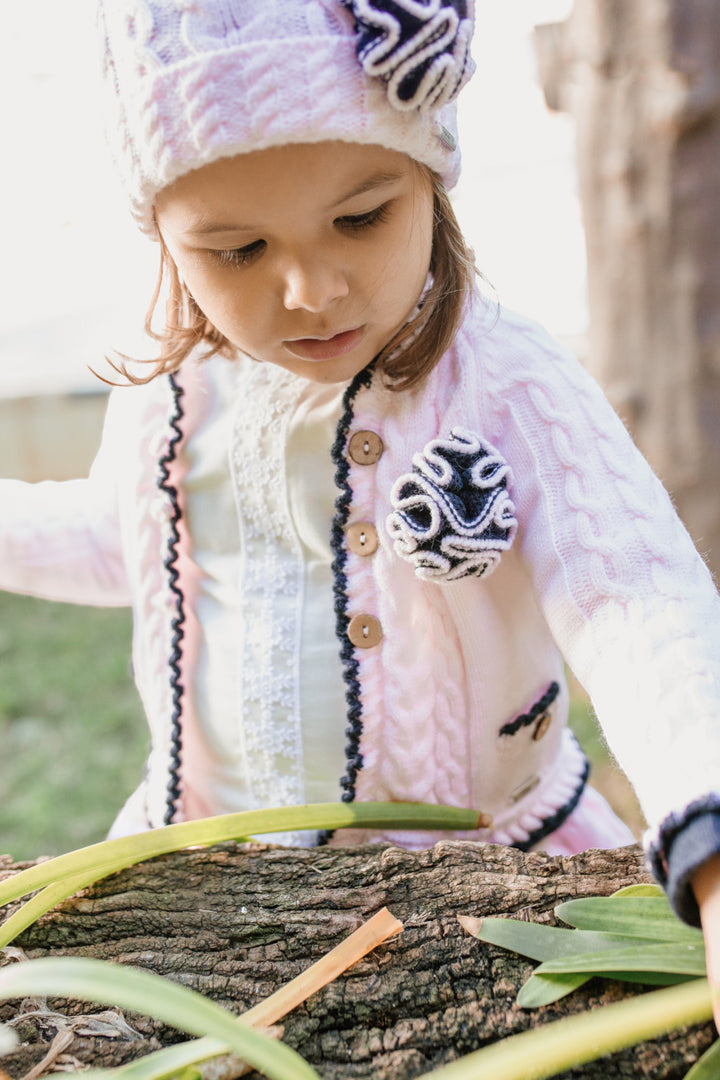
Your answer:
[241,906,403,1029]
[193,908,404,1080]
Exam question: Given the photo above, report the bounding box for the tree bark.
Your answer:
[0,842,714,1078]
[534,0,720,578]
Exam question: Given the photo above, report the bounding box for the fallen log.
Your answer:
[0,841,714,1078]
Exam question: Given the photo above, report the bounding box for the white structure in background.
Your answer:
[0,0,581,474]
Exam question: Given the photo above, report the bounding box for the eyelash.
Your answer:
[214,239,265,268]
[335,203,391,231]
[211,203,391,268]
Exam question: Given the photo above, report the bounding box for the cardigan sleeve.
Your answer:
[0,390,131,606]
[662,811,720,926]
[477,311,720,883]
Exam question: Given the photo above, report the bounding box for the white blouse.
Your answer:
[180,354,348,822]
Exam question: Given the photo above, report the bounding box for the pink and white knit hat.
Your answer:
[98,0,475,236]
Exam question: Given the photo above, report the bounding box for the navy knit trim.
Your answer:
[648,793,720,885]
[512,749,591,853]
[158,374,186,827]
[499,682,560,737]
[318,363,375,845]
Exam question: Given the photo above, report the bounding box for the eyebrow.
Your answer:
[331,170,405,207]
[183,218,256,237]
[182,171,405,237]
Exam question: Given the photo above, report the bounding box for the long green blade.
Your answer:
[517,964,695,1011]
[418,978,713,1080]
[537,941,706,977]
[0,957,318,1080]
[519,967,694,1009]
[0,866,127,950]
[555,896,703,944]
[0,802,482,908]
[517,972,591,1008]
[467,917,659,963]
[77,1038,227,1080]
[598,971,694,986]
[611,884,664,899]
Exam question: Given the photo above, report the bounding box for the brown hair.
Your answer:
[106,169,476,390]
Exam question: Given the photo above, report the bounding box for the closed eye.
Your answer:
[214,239,266,267]
[335,203,390,232]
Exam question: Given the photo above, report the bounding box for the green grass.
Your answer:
[0,592,147,860]
[0,592,644,863]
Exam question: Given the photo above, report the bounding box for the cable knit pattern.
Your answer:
[379,403,471,814]
[231,363,307,814]
[462,305,720,851]
[331,367,479,847]
[98,0,465,236]
[5,302,719,865]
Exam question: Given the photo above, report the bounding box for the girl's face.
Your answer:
[155,141,434,383]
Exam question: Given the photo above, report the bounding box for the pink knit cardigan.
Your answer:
[2,300,720,862]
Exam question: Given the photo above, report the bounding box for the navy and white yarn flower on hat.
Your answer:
[387,428,517,581]
[340,0,475,113]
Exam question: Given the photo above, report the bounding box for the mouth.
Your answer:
[282,326,365,362]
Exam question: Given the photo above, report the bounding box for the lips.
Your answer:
[282,326,365,362]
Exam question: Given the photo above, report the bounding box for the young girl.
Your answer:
[3,0,720,1005]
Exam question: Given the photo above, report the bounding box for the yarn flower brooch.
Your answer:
[387,428,517,582]
[340,0,475,112]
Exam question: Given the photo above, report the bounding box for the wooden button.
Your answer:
[532,712,552,741]
[346,521,378,556]
[348,430,384,465]
[347,613,383,649]
[509,775,541,804]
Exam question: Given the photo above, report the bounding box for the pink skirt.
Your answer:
[539,784,637,855]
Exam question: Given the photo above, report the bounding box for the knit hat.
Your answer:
[98,0,475,236]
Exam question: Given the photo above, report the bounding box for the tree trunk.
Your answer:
[534,0,720,578]
[0,842,714,1078]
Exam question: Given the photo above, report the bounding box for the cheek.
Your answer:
[184,265,254,332]
[385,207,433,298]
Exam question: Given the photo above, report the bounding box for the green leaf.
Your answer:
[0,957,318,1080]
[418,978,713,1080]
[516,967,694,1009]
[611,883,665,898]
[536,941,706,977]
[0,867,124,950]
[682,1036,720,1079]
[468,910,704,1013]
[0,802,482,907]
[595,971,695,986]
[555,895,703,944]
[516,972,591,1007]
[467,916,658,964]
[0,802,483,947]
[76,1038,227,1080]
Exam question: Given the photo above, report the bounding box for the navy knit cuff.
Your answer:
[653,808,720,927]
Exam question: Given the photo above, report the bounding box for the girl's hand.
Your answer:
[692,854,720,1031]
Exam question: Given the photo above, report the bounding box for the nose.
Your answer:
[282,255,349,313]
